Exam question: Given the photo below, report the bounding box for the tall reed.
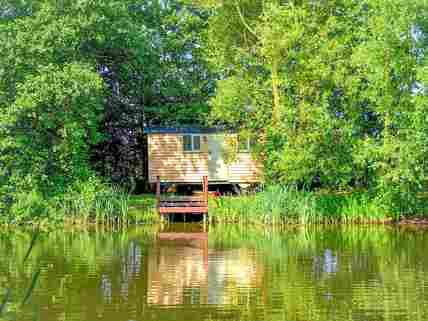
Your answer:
[209,187,393,224]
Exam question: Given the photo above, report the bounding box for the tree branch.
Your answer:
[234,0,259,40]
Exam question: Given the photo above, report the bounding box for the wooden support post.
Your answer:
[156,176,161,214]
[203,236,208,271]
[202,177,205,195]
[203,176,208,207]
[203,175,208,227]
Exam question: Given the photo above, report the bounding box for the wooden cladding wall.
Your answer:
[148,133,262,183]
[228,153,262,183]
[148,133,209,183]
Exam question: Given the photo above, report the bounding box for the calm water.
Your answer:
[1,224,428,321]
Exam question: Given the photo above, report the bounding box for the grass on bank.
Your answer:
[128,186,428,225]
[0,181,159,226]
[127,194,158,223]
[3,184,428,226]
[209,187,388,224]
[209,186,428,224]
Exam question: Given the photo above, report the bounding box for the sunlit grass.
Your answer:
[4,184,428,226]
[209,187,395,224]
[1,183,160,226]
[127,194,160,224]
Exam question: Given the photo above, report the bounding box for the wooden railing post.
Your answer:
[203,175,208,226]
[156,176,161,214]
[203,176,208,206]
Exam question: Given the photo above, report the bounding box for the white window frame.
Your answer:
[183,134,201,153]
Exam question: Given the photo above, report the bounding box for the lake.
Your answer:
[1,224,428,321]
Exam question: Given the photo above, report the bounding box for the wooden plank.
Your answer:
[160,202,206,207]
[151,173,208,177]
[158,233,208,241]
[149,154,207,159]
[149,166,209,171]
[149,161,208,165]
[150,161,208,166]
[159,207,208,214]
[160,196,203,202]
[150,173,209,178]
[151,178,209,184]
[150,150,207,155]
[203,175,208,206]
[149,178,211,184]
[156,176,161,213]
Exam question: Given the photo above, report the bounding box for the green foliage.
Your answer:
[57,178,130,223]
[2,63,103,190]
[0,177,133,225]
[127,194,160,224]
[0,0,152,218]
[1,0,428,223]
[1,0,214,194]
[138,0,214,126]
[209,188,391,224]
[195,0,428,213]
[0,62,105,219]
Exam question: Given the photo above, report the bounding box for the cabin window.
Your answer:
[193,135,201,150]
[183,135,201,152]
[183,135,192,151]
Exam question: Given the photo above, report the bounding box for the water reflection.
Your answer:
[1,225,428,321]
[313,248,339,278]
[148,229,209,305]
[147,226,264,308]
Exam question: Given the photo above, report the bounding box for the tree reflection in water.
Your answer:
[1,225,428,321]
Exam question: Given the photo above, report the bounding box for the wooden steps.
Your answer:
[156,176,209,215]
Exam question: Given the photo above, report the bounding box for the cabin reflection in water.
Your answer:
[147,229,263,306]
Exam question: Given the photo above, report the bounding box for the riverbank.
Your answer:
[129,187,428,225]
[2,187,428,226]
[209,188,392,225]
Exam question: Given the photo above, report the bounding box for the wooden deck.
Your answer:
[156,176,209,216]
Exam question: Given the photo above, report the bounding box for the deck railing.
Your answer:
[156,176,209,217]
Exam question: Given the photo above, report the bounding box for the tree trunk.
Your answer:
[271,57,281,125]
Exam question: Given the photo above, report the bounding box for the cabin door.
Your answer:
[207,134,229,181]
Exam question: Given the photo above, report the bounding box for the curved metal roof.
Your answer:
[143,127,233,134]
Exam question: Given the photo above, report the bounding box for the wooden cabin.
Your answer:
[144,127,262,186]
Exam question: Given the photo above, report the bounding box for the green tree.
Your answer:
[195,0,428,213]
[0,0,216,217]
[0,0,148,214]
[349,0,428,213]
[141,0,215,126]
[196,0,362,186]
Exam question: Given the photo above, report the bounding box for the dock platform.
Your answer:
[156,176,209,216]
